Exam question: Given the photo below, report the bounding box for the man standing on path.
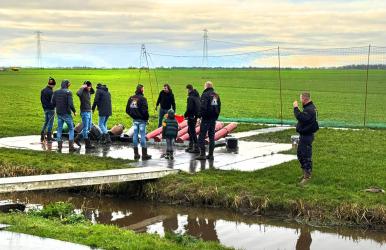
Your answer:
[126,84,152,161]
[74,81,95,149]
[51,80,77,152]
[155,84,176,128]
[92,83,112,144]
[184,84,201,153]
[196,81,221,161]
[293,92,319,185]
[40,77,56,143]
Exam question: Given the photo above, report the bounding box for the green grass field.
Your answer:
[1,68,386,137]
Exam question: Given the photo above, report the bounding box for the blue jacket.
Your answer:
[52,80,76,115]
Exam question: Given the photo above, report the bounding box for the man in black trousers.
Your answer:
[184,84,200,153]
[196,81,221,161]
[293,92,319,185]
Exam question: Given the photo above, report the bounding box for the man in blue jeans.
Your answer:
[51,80,77,152]
[92,83,112,144]
[75,81,95,149]
[126,84,152,160]
[40,77,56,142]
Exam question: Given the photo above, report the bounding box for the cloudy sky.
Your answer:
[1,0,386,67]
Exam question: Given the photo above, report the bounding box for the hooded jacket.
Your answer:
[184,89,200,118]
[156,90,176,111]
[41,86,55,110]
[126,90,149,121]
[77,86,95,112]
[92,84,112,116]
[294,101,319,135]
[162,110,179,139]
[200,87,221,121]
[51,80,76,115]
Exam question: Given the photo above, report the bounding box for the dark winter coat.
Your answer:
[162,113,179,139]
[51,80,76,115]
[92,85,112,116]
[126,91,149,121]
[184,89,200,118]
[156,90,176,111]
[77,86,95,112]
[294,101,319,135]
[200,87,221,121]
[40,86,54,110]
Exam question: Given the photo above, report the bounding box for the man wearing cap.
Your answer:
[40,77,56,142]
[51,80,77,152]
[126,84,152,160]
[75,81,95,149]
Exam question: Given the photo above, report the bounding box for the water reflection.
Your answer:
[1,191,385,250]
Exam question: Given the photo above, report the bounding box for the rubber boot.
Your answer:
[57,141,63,152]
[134,147,141,160]
[185,142,193,152]
[85,138,95,149]
[206,144,214,160]
[189,143,200,153]
[69,140,77,152]
[168,151,174,160]
[142,148,152,161]
[40,132,45,142]
[46,132,53,143]
[299,171,312,186]
[74,134,82,147]
[195,147,207,160]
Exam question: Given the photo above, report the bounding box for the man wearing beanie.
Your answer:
[92,83,112,144]
[75,80,95,149]
[126,84,152,160]
[40,77,56,143]
[51,79,77,152]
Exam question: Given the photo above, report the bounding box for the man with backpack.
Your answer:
[126,84,152,161]
[184,84,201,153]
[196,81,221,160]
[293,92,319,185]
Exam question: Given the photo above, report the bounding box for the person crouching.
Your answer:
[162,109,178,160]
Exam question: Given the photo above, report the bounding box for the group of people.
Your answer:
[40,77,318,185]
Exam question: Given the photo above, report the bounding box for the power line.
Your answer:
[148,48,276,58]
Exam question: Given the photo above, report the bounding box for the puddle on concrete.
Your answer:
[0,135,296,172]
[0,230,96,250]
[1,191,385,250]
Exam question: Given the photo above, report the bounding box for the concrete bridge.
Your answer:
[0,167,178,193]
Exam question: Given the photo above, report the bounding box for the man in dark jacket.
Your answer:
[92,83,112,144]
[126,84,152,160]
[74,81,95,149]
[184,84,201,153]
[196,81,221,160]
[293,92,319,185]
[40,77,56,142]
[155,84,176,128]
[51,79,77,152]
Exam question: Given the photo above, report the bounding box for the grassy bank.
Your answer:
[0,147,132,177]
[144,128,386,227]
[0,202,231,250]
[1,68,386,137]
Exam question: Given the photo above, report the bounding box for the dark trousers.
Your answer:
[297,134,314,174]
[198,119,216,151]
[187,117,198,145]
[165,137,175,152]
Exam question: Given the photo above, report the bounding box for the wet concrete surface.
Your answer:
[2,191,385,250]
[0,135,297,172]
[0,230,97,250]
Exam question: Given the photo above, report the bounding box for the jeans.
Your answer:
[158,108,169,128]
[99,115,110,134]
[187,117,198,145]
[57,114,74,142]
[165,137,175,152]
[198,119,216,151]
[133,120,147,148]
[41,109,55,133]
[81,111,92,139]
[297,134,314,175]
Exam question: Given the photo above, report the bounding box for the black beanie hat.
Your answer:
[84,80,92,87]
[48,77,56,86]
